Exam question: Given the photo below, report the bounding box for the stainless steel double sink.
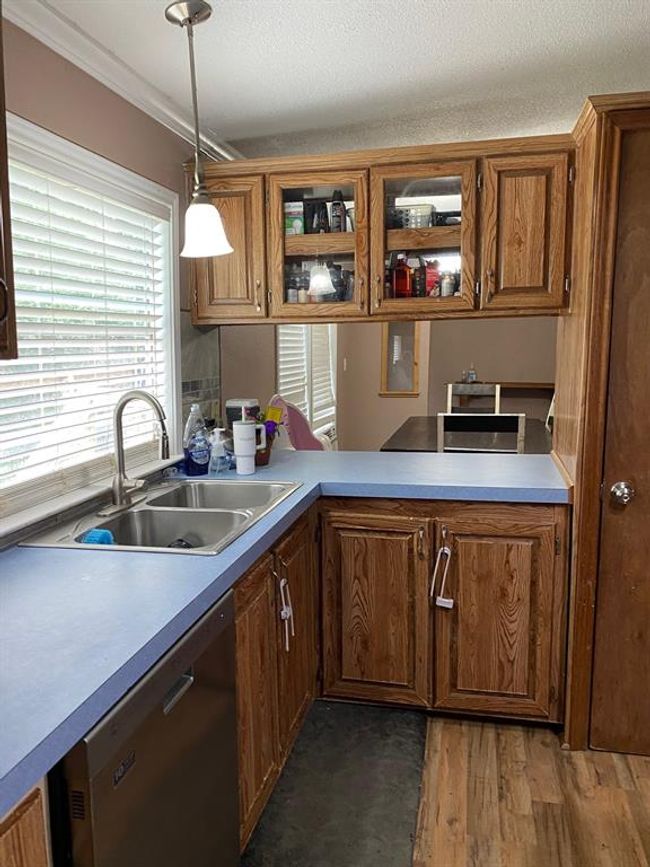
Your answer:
[23,480,301,555]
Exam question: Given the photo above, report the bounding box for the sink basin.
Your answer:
[81,508,250,552]
[21,479,302,555]
[147,480,295,510]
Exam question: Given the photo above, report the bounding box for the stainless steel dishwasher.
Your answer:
[52,591,239,867]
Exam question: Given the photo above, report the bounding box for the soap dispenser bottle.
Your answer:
[183,403,211,476]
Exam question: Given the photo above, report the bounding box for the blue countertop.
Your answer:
[0,450,569,815]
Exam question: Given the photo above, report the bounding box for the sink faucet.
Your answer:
[111,389,170,508]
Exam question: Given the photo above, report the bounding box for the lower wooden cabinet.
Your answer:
[431,505,568,721]
[321,510,432,707]
[234,515,317,849]
[320,499,568,722]
[274,516,318,759]
[234,500,568,846]
[0,788,50,867]
[234,554,280,849]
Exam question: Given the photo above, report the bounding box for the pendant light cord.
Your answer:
[185,19,204,196]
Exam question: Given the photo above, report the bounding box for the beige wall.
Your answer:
[337,322,431,451]
[220,324,277,420]
[3,21,196,310]
[427,318,557,420]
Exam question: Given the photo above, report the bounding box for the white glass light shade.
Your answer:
[307,263,335,296]
[180,201,233,257]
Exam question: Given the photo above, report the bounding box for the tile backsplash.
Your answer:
[180,311,221,425]
[181,376,220,424]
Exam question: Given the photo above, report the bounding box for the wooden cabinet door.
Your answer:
[0,789,49,867]
[0,19,17,360]
[432,509,567,720]
[369,160,477,317]
[234,554,280,850]
[481,152,569,311]
[274,517,317,758]
[268,169,369,319]
[192,175,267,323]
[322,510,431,707]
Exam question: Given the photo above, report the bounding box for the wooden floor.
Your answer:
[413,718,650,867]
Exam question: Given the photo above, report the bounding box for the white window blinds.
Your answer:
[0,117,178,518]
[276,323,336,435]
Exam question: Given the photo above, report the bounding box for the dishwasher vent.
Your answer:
[70,789,86,820]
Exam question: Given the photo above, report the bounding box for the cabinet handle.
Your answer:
[429,544,454,609]
[255,279,262,313]
[486,268,495,302]
[417,527,426,559]
[162,670,195,715]
[358,276,365,311]
[277,574,294,652]
[0,278,8,325]
[374,275,382,309]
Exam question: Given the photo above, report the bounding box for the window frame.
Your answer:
[1,114,181,516]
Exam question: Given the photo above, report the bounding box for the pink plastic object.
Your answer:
[268,394,324,451]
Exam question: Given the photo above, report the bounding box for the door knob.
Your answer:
[610,480,636,506]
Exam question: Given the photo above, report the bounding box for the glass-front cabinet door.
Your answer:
[369,161,477,316]
[268,170,368,318]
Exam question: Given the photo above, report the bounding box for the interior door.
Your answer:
[590,121,650,754]
[192,175,267,322]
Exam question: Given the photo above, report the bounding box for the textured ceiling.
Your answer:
[19,0,650,150]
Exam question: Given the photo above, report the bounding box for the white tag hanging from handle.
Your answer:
[434,545,454,609]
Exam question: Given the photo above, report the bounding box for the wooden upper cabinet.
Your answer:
[369,160,477,316]
[234,554,280,850]
[192,174,267,322]
[480,152,569,310]
[274,517,317,759]
[432,506,568,721]
[0,18,17,360]
[267,169,368,319]
[322,509,431,707]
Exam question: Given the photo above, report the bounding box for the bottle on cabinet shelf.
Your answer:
[330,190,345,233]
[392,253,412,298]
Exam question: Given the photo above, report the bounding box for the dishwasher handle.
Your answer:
[162,670,195,715]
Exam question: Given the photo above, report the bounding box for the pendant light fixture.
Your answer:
[165,0,233,258]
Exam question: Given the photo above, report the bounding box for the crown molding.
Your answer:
[3,0,244,161]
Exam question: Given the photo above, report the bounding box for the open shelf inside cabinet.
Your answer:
[386,226,461,252]
[284,234,356,257]
[270,169,368,317]
[370,161,476,314]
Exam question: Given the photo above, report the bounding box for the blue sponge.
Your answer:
[80,528,115,545]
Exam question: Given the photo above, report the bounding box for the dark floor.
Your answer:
[241,699,427,867]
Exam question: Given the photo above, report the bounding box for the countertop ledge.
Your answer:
[0,450,569,815]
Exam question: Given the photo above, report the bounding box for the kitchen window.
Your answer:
[0,117,179,519]
[276,323,337,438]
